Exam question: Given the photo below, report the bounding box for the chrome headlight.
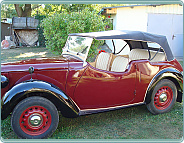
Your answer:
[1,75,9,88]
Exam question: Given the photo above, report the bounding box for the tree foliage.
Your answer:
[1,4,125,18]
[1,4,126,18]
[1,4,17,18]
[32,4,94,17]
[41,8,111,59]
[1,4,120,59]
[35,14,46,47]
[92,4,126,12]
[1,4,42,18]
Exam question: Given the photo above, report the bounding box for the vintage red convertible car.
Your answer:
[1,30,183,139]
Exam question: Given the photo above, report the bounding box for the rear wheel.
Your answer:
[11,96,59,139]
[147,79,177,114]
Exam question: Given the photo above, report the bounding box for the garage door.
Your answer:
[147,13,183,59]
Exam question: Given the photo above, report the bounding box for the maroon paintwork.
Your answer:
[2,30,183,139]
[1,54,183,110]
[2,56,68,98]
[68,58,183,110]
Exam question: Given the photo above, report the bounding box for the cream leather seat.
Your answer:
[129,49,165,62]
[95,52,112,71]
[129,49,149,61]
[111,56,129,72]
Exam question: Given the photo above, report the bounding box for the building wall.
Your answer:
[115,6,148,31]
[105,4,183,58]
[106,6,148,54]
[146,4,183,14]
[113,4,182,31]
[147,4,183,59]
[1,22,12,41]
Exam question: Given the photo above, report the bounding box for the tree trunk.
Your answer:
[14,4,32,17]
[14,4,23,17]
[22,4,32,17]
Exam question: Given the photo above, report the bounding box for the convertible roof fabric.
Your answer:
[69,30,174,61]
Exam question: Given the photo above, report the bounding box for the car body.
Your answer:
[1,30,183,139]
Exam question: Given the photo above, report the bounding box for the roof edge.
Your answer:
[102,4,173,10]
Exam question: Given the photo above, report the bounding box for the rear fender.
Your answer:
[1,80,79,120]
[145,68,183,104]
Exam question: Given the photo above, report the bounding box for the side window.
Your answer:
[106,39,130,55]
[147,42,166,62]
[147,42,161,50]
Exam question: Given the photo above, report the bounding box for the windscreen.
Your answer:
[62,36,93,61]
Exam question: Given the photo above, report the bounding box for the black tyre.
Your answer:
[147,79,177,114]
[11,96,59,139]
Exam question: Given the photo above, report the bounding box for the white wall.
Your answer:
[114,4,183,31]
[105,4,183,57]
[106,6,148,54]
[146,4,183,14]
[115,6,148,31]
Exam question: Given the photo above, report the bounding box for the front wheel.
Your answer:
[147,79,177,115]
[11,96,59,139]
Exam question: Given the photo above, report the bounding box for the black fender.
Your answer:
[145,68,183,104]
[1,80,79,120]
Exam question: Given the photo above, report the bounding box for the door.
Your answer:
[147,13,183,59]
[172,14,183,59]
[73,64,136,110]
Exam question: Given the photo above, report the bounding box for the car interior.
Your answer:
[89,40,166,72]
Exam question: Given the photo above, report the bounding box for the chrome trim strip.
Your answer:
[79,101,144,115]
[71,99,81,112]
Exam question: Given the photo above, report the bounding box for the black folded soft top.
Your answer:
[69,30,174,61]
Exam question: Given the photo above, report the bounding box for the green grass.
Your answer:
[1,47,58,63]
[1,104,183,139]
[179,61,183,67]
[1,47,183,139]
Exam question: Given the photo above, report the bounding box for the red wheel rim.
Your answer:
[19,106,51,136]
[154,86,173,110]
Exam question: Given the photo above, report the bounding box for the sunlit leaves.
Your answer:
[1,4,17,18]
[41,8,111,58]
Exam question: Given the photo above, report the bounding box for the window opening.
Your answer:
[115,43,128,55]
[150,47,162,61]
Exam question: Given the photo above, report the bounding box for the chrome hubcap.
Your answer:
[29,114,43,126]
[159,93,167,102]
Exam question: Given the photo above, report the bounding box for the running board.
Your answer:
[79,102,145,116]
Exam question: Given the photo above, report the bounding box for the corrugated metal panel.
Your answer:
[146,4,183,14]
[12,17,39,29]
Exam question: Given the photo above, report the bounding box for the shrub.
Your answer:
[41,8,111,59]
[35,14,46,47]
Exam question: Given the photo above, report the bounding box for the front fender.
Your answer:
[145,68,183,104]
[1,80,79,120]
